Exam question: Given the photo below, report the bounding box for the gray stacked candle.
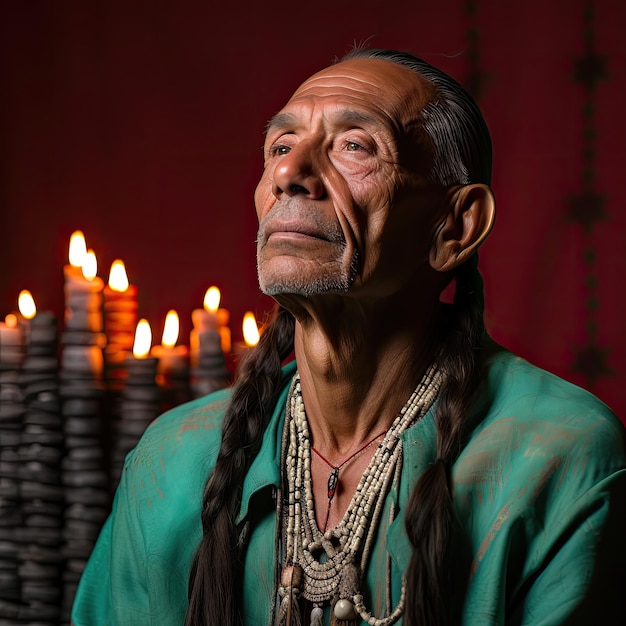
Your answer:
[189,287,230,399]
[59,237,110,621]
[110,319,159,488]
[0,310,26,623]
[16,293,65,625]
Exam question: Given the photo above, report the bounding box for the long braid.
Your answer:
[403,255,486,626]
[340,48,491,625]
[185,305,295,626]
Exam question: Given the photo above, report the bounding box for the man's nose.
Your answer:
[272,142,325,199]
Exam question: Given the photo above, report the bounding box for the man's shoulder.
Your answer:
[122,387,234,488]
[146,387,233,446]
[122,360,298,487]
[471,348,625,466]
[484,348,619,423]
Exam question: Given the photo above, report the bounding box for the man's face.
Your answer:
[255,58,444,301]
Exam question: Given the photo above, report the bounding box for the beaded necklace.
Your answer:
[276,364,443,626]
[312,430,386,533]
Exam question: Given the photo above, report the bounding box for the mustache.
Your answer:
[256,201,346,246]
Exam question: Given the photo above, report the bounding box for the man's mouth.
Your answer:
[259,218,345,248]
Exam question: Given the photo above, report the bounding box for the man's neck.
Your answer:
[290,295,442,456]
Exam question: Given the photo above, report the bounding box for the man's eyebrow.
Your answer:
[265,110,381,135]
[265,112,298,135]
[333,110,380,127]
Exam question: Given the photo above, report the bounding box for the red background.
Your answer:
[1,0,624,420]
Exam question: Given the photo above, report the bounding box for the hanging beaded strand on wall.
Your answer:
[567,0,612,387]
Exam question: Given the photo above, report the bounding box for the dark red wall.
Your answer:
[2,0,624,419]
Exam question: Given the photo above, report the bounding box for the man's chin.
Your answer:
[256,249,358,298]
[258,273,351,299]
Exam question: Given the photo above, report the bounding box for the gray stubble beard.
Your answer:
[257,247,360,298]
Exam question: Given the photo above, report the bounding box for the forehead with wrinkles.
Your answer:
[285,58,434,130]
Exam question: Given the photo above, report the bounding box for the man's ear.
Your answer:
[429,184,495,272]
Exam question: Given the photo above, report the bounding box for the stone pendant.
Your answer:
[330,597,359,626]
[330,561,360,626]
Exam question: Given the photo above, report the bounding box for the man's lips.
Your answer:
[261,219,343,245]
[264,221,324,239]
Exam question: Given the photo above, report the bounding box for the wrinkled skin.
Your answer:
[255,58,447,304]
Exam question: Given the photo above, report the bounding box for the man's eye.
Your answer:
[270,144,290,156]
[346,141,363,152]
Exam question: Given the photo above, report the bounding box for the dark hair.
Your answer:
[186,49,491,626]
[186,306,295,625]
[342,48,492,188]
[343,48,490,626]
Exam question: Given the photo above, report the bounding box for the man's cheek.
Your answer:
[254,181,273,220]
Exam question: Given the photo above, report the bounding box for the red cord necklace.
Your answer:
[311,430,387,532]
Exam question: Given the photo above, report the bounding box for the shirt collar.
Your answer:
[235,358,441,570]
[386,405,438,570]
[236,360,297,524]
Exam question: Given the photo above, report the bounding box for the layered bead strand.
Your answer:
[279,364,442,625]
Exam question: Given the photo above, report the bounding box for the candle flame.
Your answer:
[82,249,98,281]
[108,260,129,292]
[161,310,180,348]
[69,230,87,267]
[203,287,220,313]
[5,313,18,328]
[133,319,152,358]
[242,311,260,347]
[18,290,37,319]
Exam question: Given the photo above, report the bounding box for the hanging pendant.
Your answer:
[310,605,324,626]
[327,467,339,499]
[277,565,303,626]
[332,597,358,619]
[330,561,360,626]
[330,598,358,626]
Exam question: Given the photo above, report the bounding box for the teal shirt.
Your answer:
[72,351,626,624]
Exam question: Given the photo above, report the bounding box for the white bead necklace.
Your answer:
[276,364,443,626]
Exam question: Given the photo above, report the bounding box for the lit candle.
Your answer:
[195,287,221,332]
[17,289,37,346]
[83,249,98,280]
[190,289,231,398]
[133,319,152,358]
[19,290,60,380]
[126,319,158,381]
[103,259,138,389]
[65,230,87,281]
[18,289,36,320]
[152,310,189,388]
[112,319,159,487]
[63,234,104,334]
[242,311,260,347]
[234,311,261,366]
[61,233,105,385]
[190,287,230,366]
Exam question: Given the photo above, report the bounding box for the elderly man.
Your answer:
[72,49,625,626]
